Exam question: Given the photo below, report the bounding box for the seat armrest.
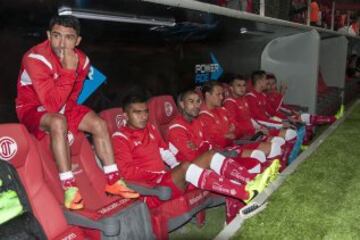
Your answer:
[127,182,172,201]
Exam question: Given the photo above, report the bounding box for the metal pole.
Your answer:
[307,0,311,26]
[331,1,335,30]
[260,0,265,16]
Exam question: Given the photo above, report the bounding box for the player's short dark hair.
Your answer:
[266,73,277,82]
[201,80,222,96]
[251,70,266,86]
[229,74,246,85]
[177,89,197,106]
[49,15,81,35]
[122,91,149,111]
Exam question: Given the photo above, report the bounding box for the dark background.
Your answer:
[0,0,358,122]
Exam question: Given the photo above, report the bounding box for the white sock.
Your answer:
[59,171,74,181]
[271,136,286,147]
[268,142,282,158]
[185,164,204,187]
[250,150,266,163]
[300,113,311,125]
[285,129,297,141]
[209,153,226,175]
[248,164,261,174]
[103,164,118,174]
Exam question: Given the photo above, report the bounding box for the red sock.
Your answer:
[311,115,336,125]
[200,170,250,200]
[210,153,256,183]
[185,164,250,201]
[103,164,121,185]
[234,156,261,171]
[225,197,245,224]
[280,139,296,171]
[303,125,315,145]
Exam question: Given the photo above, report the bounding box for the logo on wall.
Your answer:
[194,53,224,84]
[0,137,18,161]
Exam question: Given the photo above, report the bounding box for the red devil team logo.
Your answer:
[164,102,173,117]
[115,114,127,128]
[0,137,18,161]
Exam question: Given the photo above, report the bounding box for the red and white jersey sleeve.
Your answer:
[112,124,167,185]
[245,90,283,129]
[15,40,90,116]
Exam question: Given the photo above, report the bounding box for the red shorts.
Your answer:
[143,171,185,209]
[18,104,91,140]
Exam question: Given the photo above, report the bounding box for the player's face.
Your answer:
[258,76,267,90]
[231,79,247,97]
[207,85,224,107]
[182,93,202,118]
[264,77,271,90]
[268,78,277,91]
[125,102,149,129]
[47,24,81,57]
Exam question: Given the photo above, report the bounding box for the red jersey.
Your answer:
[266,91,293,116]
[198,105,235,149]
[15,40,90,120]
[245,90,283,129]
[167,115,210,162]
[112,123,177,186]
[223,96,257,137]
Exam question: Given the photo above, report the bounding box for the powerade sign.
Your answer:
[77,66,107,104]
[194,53,223,84]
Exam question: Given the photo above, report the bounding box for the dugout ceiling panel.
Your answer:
[319,36,348,89]
[261,30,320,114]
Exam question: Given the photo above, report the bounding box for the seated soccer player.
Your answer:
[245,71,298,169]
[168,89,279,174]
[112,93,275,209]
[15,16,138,210]
[198,81,283,163]
[223,74,287,145]
[265,73,340,126]
[168,88,280,223]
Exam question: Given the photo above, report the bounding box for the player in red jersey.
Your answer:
[170,88,279,223]
[168,89,280,173]
[265,73,339,126]
[15,16,138,210]
[198,81,283,162]
[265,73,341,143]
[223,75,287,145]
[245,71,298,170]
[112,92,276,209]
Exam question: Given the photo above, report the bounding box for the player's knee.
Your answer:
[50,114,67,134]
[259,142,271,155]
[180,161,191,172]
[92,117,108,136]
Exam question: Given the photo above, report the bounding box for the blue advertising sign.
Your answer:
[77,66,107,104]
[194,52,223,84]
